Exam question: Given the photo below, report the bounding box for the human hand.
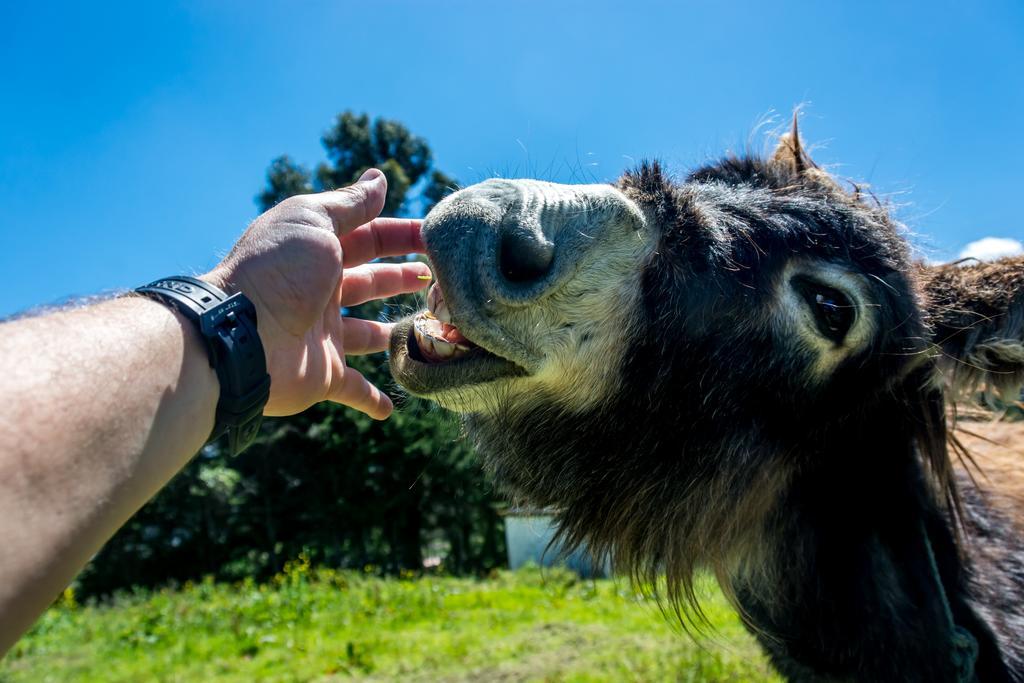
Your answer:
[203,169,429,419]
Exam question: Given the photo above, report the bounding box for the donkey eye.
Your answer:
[791,277,855,343]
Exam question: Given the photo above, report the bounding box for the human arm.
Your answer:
[0,169,428,653]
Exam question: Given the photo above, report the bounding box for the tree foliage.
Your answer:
[256,112,457,216]
[79,113,504,597]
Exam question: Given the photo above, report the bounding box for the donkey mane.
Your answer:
[579,157,964,602]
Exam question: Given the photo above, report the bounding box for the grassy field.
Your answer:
[2,562,779,682]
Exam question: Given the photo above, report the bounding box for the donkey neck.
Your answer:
[731,415,1008,682]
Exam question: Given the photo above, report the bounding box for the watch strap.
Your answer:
[135,276,271,455]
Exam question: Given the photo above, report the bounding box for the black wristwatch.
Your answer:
[135,276,271,455]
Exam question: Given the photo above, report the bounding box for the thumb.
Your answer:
[321,168,388,236]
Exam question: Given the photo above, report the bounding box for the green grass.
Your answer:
[1,562,780,682]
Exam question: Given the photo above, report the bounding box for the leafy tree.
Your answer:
[78,113,505,597]
[255,155,313,211]
[257,112,457,216]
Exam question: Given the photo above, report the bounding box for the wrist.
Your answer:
[197,268,234,295]
[161,302,221,433]
[134,276,271,455]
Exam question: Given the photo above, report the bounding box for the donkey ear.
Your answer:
[922,256,1024,400]
[770,115,842,191]
[771,117,812,175]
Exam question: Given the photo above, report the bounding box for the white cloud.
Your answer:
[957,237,1024,262]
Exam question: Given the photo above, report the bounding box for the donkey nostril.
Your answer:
[499,228,555,284]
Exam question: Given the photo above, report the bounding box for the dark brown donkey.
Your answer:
[390,123,1024,682]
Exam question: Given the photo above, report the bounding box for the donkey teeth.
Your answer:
[413,320,470,363]
[413,325,438,360]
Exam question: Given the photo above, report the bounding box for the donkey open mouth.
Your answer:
[389,282,525,396]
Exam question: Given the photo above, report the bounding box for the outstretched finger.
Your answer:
[340,218,426,267]
[327,366,393,419]
[319,169,388,235]
[340,262,432,307]
[342,317,394,355]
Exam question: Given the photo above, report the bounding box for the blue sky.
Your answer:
[1,1,1022,317]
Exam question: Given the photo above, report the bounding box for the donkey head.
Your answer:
[389,125,1024,620]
